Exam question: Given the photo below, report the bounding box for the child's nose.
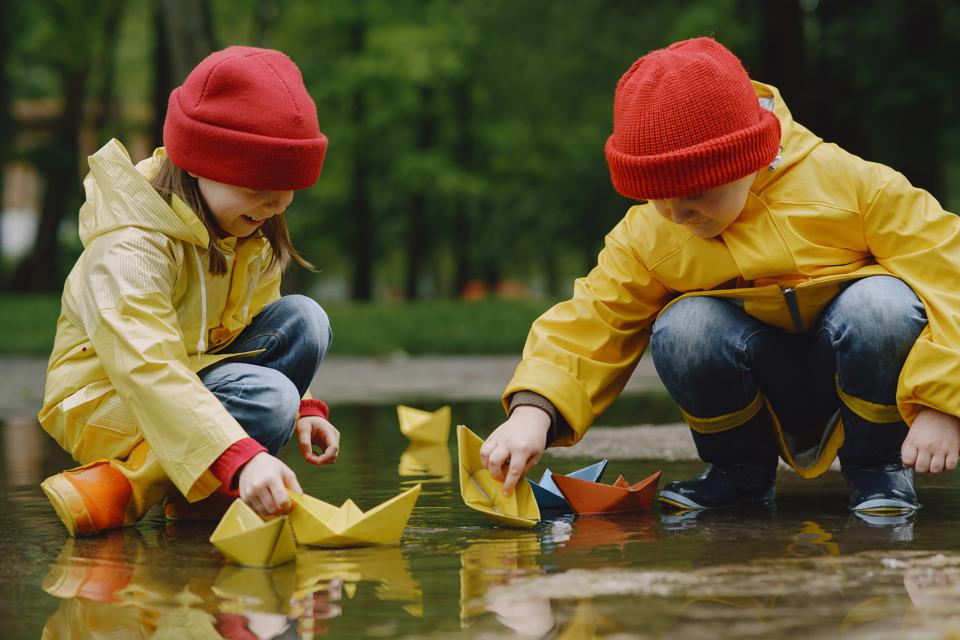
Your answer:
[269,190,295,213]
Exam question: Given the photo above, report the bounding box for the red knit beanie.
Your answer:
[605,37,780,201]
[164,46,328,191]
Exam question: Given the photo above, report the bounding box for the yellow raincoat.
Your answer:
[504,83,960,477]
[39,140,282,501]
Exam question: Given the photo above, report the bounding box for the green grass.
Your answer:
[0,294,554,356]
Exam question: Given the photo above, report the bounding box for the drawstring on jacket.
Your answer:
[192,245,208,355]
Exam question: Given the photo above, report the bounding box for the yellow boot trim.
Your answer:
[110,440,174,524]
[835,375,903,424]
[680,391,764,434]
[768,400,845,479]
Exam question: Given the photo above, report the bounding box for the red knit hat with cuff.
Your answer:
[605,37,780,201]
[164,46,328,191]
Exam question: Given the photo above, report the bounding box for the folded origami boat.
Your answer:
[397,405,451,445]
[550,471,662,515]
[457,425,540,528]
[527,460,608,515]
[210,499,297,568]
[289,484,422,547]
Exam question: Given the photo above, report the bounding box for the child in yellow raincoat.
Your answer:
[39,46,340,535]
[482,37,960,515]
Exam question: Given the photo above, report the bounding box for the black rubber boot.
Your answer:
[842,461,919,516]
[659,411,778,511]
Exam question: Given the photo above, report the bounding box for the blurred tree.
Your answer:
[151,0,218,148]
[0,0,15,255]
[814,0,948,201]
[10,0,126,291]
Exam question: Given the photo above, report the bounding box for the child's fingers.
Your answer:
[914,450,932,474]
[502,455,528,496]
[317,426,340,460]
[480,437,496,467]
[486,445,509,481]
[946,452,958,471]
[282,466,303,495]
[901,441,918,468]
[268,481,292,514]
[245,492,268,517]
[929,452,945,474]
[298,425,314,459]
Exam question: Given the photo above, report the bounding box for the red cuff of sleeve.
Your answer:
[210,438,267,490]
[299,398,329,419]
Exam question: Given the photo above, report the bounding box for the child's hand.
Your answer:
[296,415,340,466]
[480,406,551,497]
[238,452,302,516]
[902,407,960,473]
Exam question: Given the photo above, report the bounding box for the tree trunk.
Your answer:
[452,82,473,297]
[892,0,943,199]
[92,0,128,140]
[349,20,374,301]
[755,0,811,125]
[0,0,13,257]
[252,0,281,46]
[404,86,435,300]
[11,67,89,291]
[152,2,172,149]
[152,0,217,147]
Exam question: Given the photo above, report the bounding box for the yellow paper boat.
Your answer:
[289,484,422,547]
[397,404,452,444]
[209,499,296,568]
[457,425,540,528]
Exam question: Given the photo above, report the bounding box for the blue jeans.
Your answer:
[198,295,332,455]
[650,276,927,474]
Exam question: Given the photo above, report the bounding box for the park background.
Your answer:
[2,0,960,356]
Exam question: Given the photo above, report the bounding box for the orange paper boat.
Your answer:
[550,471,662,515]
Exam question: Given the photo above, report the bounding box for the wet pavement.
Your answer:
[2,398,960,639]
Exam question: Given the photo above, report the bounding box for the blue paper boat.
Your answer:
[527,460,608,515]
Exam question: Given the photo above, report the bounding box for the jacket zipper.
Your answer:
[783,287,804,332]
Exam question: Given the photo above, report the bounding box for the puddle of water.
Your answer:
[1,401,960,639]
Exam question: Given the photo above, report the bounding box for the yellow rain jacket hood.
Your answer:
[40,140,281,500]
[504,83,960,476]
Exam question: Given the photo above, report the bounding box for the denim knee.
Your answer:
[651,296,759,414]
[276,294,333,361]
[819,276,927,401]
[256,369,301,454]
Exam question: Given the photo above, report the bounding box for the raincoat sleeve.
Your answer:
[502,212,671,445]
[859,163,960,424]
[78,227,249,500]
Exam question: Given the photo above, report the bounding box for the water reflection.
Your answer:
[398,443,452,483]
[5,403,960,639]
[40,527,423,639]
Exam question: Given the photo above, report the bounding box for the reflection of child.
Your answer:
[39,46,339,535]
[483,37,960,515]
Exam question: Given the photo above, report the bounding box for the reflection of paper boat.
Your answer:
[289,484,422,547]
[528,460,608,515]
[551,471,661,515]
[459,533,542,622]
[398,405,451,444]
[210,499,296,567]
[457,425,540,528]
[297,545,422,617]
[398,443,452,480]
[213,562,298,614]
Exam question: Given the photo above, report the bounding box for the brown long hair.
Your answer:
[149,156,315,276]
